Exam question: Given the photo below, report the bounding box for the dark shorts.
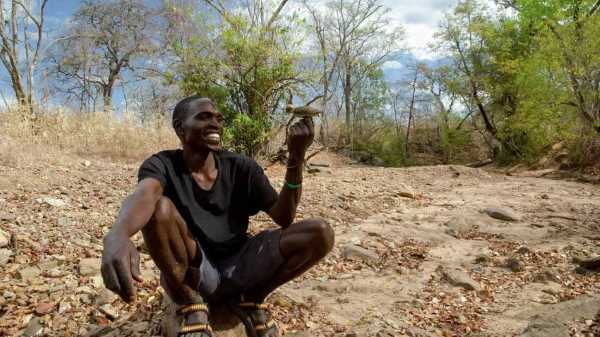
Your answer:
[183,229,285,301]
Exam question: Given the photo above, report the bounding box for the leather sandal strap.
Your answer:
[239,302,269,310]
[255,320,276,331]
[180,323,213,334]
[177,303,209,315]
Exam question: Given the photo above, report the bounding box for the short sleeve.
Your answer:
[247,161,278,216]
[138,155,167,187]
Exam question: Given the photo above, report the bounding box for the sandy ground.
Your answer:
[1,151,599,337]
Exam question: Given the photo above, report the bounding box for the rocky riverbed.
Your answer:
[1,152,599,337]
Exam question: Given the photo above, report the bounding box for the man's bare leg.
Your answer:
[142,196,209,337]
[244,217,335,302]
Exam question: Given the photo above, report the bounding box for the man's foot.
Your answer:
[173,303,213,337]
[227,300,279,337]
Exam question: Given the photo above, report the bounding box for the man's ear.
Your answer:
[173,119,184,138]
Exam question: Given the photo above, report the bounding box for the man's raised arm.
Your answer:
[268,118,314,227]
[101,178,163,303]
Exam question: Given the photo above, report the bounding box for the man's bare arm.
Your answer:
[268,117,313,228]
[101,178,163,303]
[268,155,304,228]
[107,178,164,238]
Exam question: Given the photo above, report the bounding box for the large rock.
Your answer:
[440,267,481,291]
[341,244,380,264]
[79,258,101,276]
[0,229,9,248]
[484,207,522,222]
[519,319,569,337]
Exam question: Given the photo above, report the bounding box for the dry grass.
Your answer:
[0,107,178,166]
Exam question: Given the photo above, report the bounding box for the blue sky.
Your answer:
[0,0,464,110]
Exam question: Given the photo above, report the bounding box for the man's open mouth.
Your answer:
[206,132,221,143]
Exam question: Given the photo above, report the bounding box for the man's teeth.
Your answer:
[207,133,220,142]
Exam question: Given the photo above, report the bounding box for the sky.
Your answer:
[0,0,463,109]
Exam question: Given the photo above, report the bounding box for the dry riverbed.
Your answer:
[1,152,599,337]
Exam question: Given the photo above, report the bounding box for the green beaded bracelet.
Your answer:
[286,181,302,190]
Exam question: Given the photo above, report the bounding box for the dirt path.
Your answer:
[0,153,599,337]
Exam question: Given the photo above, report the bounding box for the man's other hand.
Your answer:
[287,117,314,158]
[101,232,143,303]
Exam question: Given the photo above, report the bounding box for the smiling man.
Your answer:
[100,96,334,337]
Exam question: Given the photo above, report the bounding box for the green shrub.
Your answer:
[222,113,271,157]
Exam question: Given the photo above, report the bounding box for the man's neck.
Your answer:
[182,146,216,174]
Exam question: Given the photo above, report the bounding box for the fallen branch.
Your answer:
[467,158,493,168]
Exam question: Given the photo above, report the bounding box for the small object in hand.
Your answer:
[285,104,322,118]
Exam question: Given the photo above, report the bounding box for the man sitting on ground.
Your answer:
[101,96,335,337]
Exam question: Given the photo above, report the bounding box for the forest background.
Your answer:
[1,0,599,170]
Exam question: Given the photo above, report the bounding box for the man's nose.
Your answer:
[208,116,221,128]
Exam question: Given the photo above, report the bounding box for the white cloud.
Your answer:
[294,0,460,58]
[382,60,403,69]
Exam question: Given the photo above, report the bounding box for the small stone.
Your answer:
[444,216,473,238]
[95,288,117,306]
[91,275,104,289]
[3,290,15,300]
[58,302,72,314]
[516,246,531,254]
[484,207,522,222]
[506,257,524,272]
[440,267,481,291]
[84,160,91,167]
[0,229,9,248]
[533,268,560,283]
[34,302,55,315]
[341,244,380,263]
[40,197,67,208]
[22,317,43,337]
[0,248,12,266]
[474,254,491,264]
[79,258,101,276]
[18,266,41,281]
[57,217,72,227]
[99,304,118,320]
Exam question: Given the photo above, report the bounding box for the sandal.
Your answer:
[227,298,279,337]
[175,303,213,337]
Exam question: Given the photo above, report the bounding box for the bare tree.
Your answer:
[50,0,159,113]
[304,0,403,143]
[0,0,48,113]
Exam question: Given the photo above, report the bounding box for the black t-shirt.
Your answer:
[138,149,278,258]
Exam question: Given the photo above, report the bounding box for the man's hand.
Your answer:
[287,117,314,158]
[101,231,143,303]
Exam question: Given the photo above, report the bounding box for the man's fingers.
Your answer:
[114,260,136,302]
[101,262,122,295]
[130,249,143,282]
[302,117,314,131]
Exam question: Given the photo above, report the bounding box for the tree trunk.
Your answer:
[103,86,113,113]
[405,67,418,157]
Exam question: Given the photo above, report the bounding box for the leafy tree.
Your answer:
[169,0,302,157]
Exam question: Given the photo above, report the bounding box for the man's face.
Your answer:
[178,101,224,152]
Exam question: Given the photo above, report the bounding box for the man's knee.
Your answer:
[305,217,335,256]
[145,196,175,232]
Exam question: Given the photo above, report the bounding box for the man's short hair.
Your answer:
[172,96,216,129]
